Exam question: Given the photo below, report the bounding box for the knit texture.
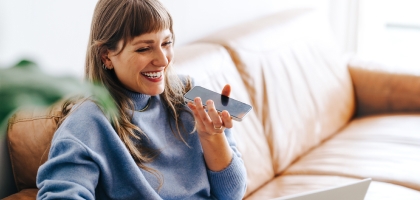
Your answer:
[36,89,247,200]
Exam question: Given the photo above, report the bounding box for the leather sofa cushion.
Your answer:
[3,189,38,200]
[201,9,355,174]
[174,43,274,196]
[349,57,420,117]
[283,114,420,191]
[7,104,63,191]
[244,175,420,200]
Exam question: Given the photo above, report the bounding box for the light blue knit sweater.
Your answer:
[36,90,247,200]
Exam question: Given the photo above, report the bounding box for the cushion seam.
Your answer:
[9,115,61,125]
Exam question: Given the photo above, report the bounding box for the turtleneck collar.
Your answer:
[123,89,152,111]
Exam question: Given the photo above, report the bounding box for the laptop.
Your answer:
[271,178,372,200]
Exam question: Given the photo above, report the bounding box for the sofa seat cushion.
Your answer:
[3,189,38,200]
[283,114,420,191]
[244,175,420,200]
[173,43,274,196]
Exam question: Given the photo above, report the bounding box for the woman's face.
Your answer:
[106,29,173,95]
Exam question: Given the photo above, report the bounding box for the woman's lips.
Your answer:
[141,71,163,82]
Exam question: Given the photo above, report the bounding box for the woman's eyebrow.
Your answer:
[132,40,154,46]
[132,34,173,46]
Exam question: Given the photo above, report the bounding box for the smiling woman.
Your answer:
[104,30,174,95]
[35,0,247,199]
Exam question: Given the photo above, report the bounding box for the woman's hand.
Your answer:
[187,84,233,140]
[187,84,234,171]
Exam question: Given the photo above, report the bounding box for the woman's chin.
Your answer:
[145,86,165,96]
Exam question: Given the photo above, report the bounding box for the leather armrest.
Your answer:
[348,57,420,117]
[3,189,38,200]
[7,102,64,191]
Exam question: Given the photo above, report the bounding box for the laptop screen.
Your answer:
[271,178,372,200]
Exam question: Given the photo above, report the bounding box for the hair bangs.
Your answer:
[123,0,172,41]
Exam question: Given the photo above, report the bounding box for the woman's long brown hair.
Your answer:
[77,0,192,187]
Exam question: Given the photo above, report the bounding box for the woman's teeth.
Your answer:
[142,72,162,79]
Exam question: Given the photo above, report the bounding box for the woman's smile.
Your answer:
[141,70,164,82]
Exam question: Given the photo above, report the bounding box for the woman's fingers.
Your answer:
[221,110,233,128]
[188,97,228,133]
[188,95,234,134]
[187,101,205,129]
[221,84,231,97]
[194,97,215,129]
[206,100,223,129]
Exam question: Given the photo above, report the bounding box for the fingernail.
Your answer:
[223,111,229,117]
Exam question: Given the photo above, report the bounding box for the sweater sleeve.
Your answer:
[36,138,99,200]
[206,128,247,200]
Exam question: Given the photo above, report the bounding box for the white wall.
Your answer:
[0,0,97,77]
[0,0,330,78]
[357,0,420,73]
[328,0,359,53]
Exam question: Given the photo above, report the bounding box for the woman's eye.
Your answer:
[163,41,173,46]
[136,48,149,53]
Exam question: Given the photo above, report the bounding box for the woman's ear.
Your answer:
[101,49,113,70]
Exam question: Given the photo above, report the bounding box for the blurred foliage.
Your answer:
[0,60,117,134]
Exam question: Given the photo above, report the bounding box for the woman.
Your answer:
[36,0,247,199]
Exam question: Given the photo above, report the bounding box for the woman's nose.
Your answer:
[152,48,169,67]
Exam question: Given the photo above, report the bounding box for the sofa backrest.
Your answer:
[173,43,274,196]
[202,8,355,174]
[7,103,64,191]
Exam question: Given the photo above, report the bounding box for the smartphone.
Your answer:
[184,86,253,121]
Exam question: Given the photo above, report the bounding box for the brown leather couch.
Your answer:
[3,8,420,199]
